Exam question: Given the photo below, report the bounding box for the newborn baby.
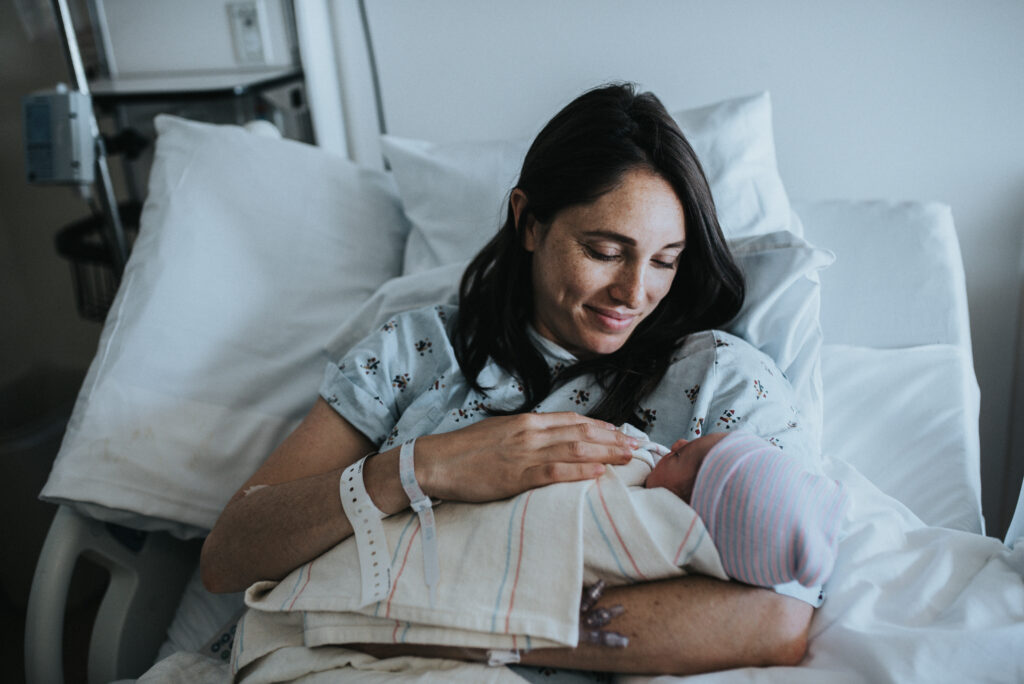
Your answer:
[645,430,848,589]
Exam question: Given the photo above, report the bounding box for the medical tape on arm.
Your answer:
[339,454,391,607]
[399,438,440,608]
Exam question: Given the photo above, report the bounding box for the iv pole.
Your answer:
[50,0,128,275]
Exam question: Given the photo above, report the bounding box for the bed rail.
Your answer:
[25,506,200,684]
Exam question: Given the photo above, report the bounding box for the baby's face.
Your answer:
[644,432,730,502]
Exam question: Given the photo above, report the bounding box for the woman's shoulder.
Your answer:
[670,330,784,383]
[672,329,763,362]
[367,303,459,343]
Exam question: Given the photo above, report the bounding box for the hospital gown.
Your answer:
[320,303,815,468]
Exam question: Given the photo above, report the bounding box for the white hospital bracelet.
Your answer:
[340,454,391,607]
[486,649,521,666]
[399,438,439,607]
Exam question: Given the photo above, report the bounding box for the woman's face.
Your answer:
[520,167,686,359]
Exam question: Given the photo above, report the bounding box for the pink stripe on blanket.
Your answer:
[673,515,701,566]
[287,560,315,611]
[505,489,535,633]
[386,523,421,619]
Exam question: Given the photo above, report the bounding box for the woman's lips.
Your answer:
[587,306,636,332]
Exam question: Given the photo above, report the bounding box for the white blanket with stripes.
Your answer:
[231,452,725,679]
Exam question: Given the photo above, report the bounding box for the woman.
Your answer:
[201,83,813,675]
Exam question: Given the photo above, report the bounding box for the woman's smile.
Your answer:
[586,305,637,332]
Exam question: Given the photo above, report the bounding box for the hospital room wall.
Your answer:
[356,0,1024,536]
[0,2,102,390]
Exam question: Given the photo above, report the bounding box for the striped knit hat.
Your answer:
[689,432,848,588]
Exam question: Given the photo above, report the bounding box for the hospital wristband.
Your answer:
[340,454,391,607]
[399,438,440,607]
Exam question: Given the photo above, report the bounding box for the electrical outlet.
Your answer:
[228,1,266,65]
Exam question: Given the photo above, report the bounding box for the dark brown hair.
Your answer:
[454,83,744,427]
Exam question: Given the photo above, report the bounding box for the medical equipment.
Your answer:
[22,86,95,186]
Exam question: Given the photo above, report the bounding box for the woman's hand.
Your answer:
[414,412,639,502]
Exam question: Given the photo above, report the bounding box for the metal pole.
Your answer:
[51,0,129,275]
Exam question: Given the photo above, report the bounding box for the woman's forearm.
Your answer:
[201,467,353,593]
[354,576,811,676]
[201,441,416,593]
[518,576,812,674]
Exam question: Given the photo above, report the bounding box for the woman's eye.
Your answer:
[583,245,619,261]
[652,258,677,270]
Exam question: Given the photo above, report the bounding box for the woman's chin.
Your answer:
[575,332,631,358]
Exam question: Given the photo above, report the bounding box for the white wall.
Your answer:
[355,0,1024,535]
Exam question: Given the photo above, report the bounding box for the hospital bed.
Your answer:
[25,7,1024,683]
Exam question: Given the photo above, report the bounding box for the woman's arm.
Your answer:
[200,398,638,593]
[519,576,812,674]
[356,575,811,675]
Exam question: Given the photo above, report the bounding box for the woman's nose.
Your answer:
[611,263,645,307]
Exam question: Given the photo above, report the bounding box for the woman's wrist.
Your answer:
[405,432,450,500]
[361,434,448,513]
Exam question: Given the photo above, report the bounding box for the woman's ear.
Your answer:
[509,188,538,252]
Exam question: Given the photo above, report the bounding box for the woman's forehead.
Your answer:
[554,169,686,246]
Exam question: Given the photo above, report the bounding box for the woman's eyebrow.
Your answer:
[582,230,686,250]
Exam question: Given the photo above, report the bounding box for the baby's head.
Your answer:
[647,430,849,588]
[644,431,730,502]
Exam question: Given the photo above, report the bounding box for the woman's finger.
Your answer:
[523,461,607,488]
[529,411,618,429]
[541,421,640,449]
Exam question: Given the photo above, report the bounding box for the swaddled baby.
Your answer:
[643,430,848,588]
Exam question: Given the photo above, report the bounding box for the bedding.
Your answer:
[40,115,412,538]
[795,200,972,351]
[820,344,982,533]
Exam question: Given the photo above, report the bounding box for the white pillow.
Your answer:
[820,344,983,533]
[384,92,796,276]
[325,229,831,452]
[41,116,411,537]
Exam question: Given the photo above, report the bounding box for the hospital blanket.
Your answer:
[232,446,727,678]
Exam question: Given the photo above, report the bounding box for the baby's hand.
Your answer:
[645,432,729,502]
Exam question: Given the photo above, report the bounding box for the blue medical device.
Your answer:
[23,84,96,185]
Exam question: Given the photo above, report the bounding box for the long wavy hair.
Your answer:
[453,83,744,427]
